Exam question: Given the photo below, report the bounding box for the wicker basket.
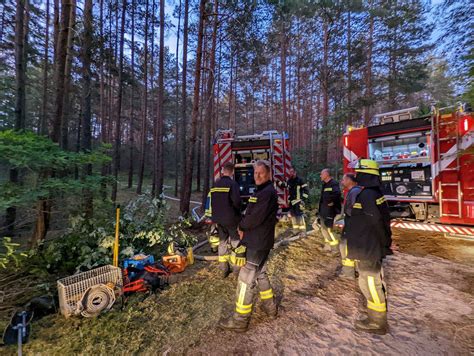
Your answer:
[57,265,123,318]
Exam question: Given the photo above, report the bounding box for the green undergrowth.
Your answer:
[3,225,323,355]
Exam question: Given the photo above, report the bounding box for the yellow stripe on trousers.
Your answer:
[367,275,386,312]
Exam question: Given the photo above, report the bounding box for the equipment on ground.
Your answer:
[57,265,123,318]
[213,129,293,209]
[343,104,474,237]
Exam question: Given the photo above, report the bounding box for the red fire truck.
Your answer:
[213,129,292,208]
[343,105,474,237]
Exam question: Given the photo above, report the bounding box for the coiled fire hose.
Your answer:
[76,284,116,318]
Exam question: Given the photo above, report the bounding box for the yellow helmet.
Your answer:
[350,159,380,176]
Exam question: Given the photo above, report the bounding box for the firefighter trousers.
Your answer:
[356,260,387,314]
[217,224,244,272]
[320,218,339,249]
[290,205,306,233]
[233,249,276,320]
[339,238,355,276]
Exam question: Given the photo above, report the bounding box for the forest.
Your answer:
[0,0,473,353]
[0,0,472,246]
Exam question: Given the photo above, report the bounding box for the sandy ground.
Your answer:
[2,223,471,355]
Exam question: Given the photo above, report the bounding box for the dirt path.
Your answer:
[8,228,474,355]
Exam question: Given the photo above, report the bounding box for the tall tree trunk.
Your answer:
[154,0,165,196]
[51,0,71,144]
[201,0,218,208]
[174,0,182,197]
[40,0,50,135]
[111,0,127,202]
[5,0,28,236]
[321,20,329,165]
[364,0,374,124]
[280,22,288,133]
[136,0,149,194]
[60,0,76,150]
[180,0,206,214]
[179,0,189,202]
[81,0,93,217]
[347,9,352,125]
[128,0,136,189]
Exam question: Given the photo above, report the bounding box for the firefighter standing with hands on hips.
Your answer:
[345,159,392,334]
[219,160,278,332]
[206,162,244,278]
[314,168,342,252]
[279,167,309,237]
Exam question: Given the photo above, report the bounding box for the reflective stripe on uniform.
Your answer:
[218,254,229,263]
[376,196,386,205]
[211,187,231,193]
[342,243,354,267]
[248,197,258,203]
[291,199,301,205]
[259,289,274,300]
[353,203,362,209]
[342,258,355,267]
[302,193,309,198]
[328,228,339,245]
[324,187,333,192]
[367,275,386,312]
[367,300,387,312]
[236,282,252,314]
[235,302,253,314]
[301,184,308,188]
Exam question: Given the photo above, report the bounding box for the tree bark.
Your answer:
[364,0,374,124]
[180,0,206,214]
[179,0,189,202]
[136,0,149,194]
[51,0,71,144]
[81,0,93,217]
[154,0,165,196]
[39,0,50,136]
[174,0,182,197]
[128,0,136,189]
[111,0,127,202]
[5,0,28,236]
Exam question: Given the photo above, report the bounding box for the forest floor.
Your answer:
[2,196,473,355]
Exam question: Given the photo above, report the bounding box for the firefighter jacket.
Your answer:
[208,176,242,227]
[318,179,342,220]
[345,173,392,262]
[239,180,278,251]
[342,185,362,239]
[287,176,309,207]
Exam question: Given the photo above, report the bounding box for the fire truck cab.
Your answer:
[213,129,292,209]
[343,105,474,227]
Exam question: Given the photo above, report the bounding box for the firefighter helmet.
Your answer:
[349,159,380,176]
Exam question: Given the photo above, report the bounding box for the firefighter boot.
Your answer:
[261,297,278,320]
[218,313,250,333]
[355,309,388,335]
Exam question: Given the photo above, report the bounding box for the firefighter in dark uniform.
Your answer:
[206,162,243,278]
[339,173,361,278]
[316,168,342,252]
[219,160,278,332]
[345,159,392,334]
[279,167,309,236]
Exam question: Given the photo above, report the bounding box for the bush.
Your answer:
[33,194,196,274]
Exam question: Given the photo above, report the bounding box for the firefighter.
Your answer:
[316,168,342,252]
[219,160,278,332]
[279,167,309,236]
[207,162,243,278]
[345,159,392,334]
[339,173,361,278]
